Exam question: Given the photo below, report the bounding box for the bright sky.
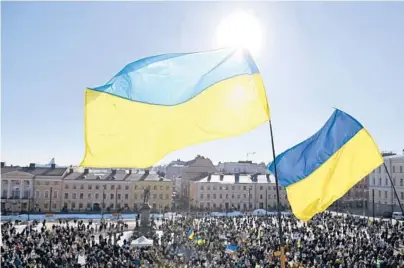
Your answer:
[2,2,403,167]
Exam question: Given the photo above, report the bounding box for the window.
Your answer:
[117,194,121,200]
[52,203,56,209]
[35,191,40,198]
[79,193,83,199]
[64,193,68,199]
[71,202,76,209]
[373,178,375,185]
[53,191,58,198]
[44,203,48,209]
[201,186,204,190]
[231,186,235,191]
[79,203,83,209]
[153,194,157,199]
[166,186,169,190]
[96,185,99,190]
[207,186,210,191]
[125,194,128,199]
[401,179,403,187]
[385,178,388,186]
[111,185,115,190]
[213,186,216,190]
[385,191,388,198]
[379,178,382,186]
[260,194,263,199]
[159,194,163,199]
[393,166,396,173]
[95,193,99,199]
[165,194,169,199]
[88,193,91,199]
[400,166,403,173]
[73,193,77,199]
[260,186,263,190]
[80,184,84,190]
[45,181,50,185]
[125,185,129,190]
[219,194,222,199]
[88,185,92,190]
[153,185,157,190]
[401,192,404,200]
[73,185,77,190]
[44,191,49,199]
[117,185,121,190]
[65,185,69,189]
[200,194,204,199]
[110,194,114,199]
[244,194,247,199]
[213,194,216,199]
[225,194,228,199]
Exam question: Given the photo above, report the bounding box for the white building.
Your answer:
[216,161,267,174]
[368,151,404,215]
[189,174,289,211]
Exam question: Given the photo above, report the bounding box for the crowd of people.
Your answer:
[1,212,404,267]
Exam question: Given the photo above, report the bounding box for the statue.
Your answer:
[143,186,151,204]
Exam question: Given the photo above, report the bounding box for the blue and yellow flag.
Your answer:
[268,109,383,221]
[187,228,195,240]
[81,48,270,168]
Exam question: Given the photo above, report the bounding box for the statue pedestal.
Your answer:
[140,203,151,227]
[134,203,154,236]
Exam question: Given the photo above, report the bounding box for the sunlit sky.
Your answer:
[2,2,403,167]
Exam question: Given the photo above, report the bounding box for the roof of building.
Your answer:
[194,174,276,184]
[1,165,67,176]
[63,170,171,182]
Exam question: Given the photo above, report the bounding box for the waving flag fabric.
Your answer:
[268,109,383,221]
[81,48,270,168]
[187,228,195,240]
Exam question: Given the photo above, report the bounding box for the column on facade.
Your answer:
[7,181,11,199]
[20,181,24,199]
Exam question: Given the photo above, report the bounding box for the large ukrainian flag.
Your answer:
[268,109,383,221]
[81,48,270,168]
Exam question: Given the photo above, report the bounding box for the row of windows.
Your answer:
[35,191,58,199]
[199,193,286,200]
[374,165,404,174]
[64,202,167,210]
[375,190,404,200]
[372,177,404,187]
[65,184,130,191]
[197,202,280,210]
[64,184,171,191]
[35,181,60,186]
[63,193,171,200]
[200,185,282,191]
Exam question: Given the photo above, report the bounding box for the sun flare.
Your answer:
[216,11,263,58]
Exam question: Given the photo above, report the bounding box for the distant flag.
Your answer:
[268,109,383,221]
[225,244,238,254]
[194,237,206,245]
[187,228,195,240]
[80,48,270,168]
[48,158,55,165]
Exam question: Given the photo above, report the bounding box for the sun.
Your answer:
[216,11,263,58]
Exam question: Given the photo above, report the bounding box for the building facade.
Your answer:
[1,163,173,213]
[368,152,404,215]
[188,174,289,211]
[216,161,267,174]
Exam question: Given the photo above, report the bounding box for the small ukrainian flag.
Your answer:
[187,228,195,240]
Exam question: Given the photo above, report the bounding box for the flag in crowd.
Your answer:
[80,48,270,168]
[268,109,383,221]
[187,228,195,240]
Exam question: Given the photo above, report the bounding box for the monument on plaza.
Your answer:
[140,186,151,227]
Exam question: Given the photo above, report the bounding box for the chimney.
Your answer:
[51,163,56,169]
[207,174,211,182]
[145,170,149,175]
[111,169,117,175]
[1,162,4,168]
[128,170,132,175]
[235,173,240,183]
[266,174,270,182]
[219,174,224,181]
[29,163,35,169]
[84,168,89,175]
[69,168,73,174]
